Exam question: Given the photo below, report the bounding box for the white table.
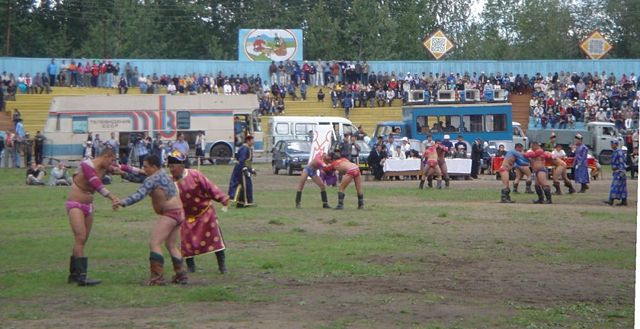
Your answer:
[446,158,472,175]
[383,158,422,172]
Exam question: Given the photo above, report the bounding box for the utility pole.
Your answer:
[4,1,11,56]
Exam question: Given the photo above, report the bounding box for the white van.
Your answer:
[267,116,357,148]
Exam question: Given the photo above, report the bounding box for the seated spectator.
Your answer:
[167,81,177,95]
[552,144,566,158]
[49,162,71,186]
[495,144,507,157]
[26,162,46,185]
[628,148,638,179]
[118,75,128,94]
[317,88,325,102]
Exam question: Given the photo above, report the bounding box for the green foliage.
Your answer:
[0,0,637,59]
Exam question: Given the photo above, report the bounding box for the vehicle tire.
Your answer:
[272,162,279,175]
[210,144,232,165]
[287,164,293,176]
[598,151,612,165]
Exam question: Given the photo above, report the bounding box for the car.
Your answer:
[271,140,312,175]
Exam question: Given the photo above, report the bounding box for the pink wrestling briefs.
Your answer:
[427,159,438,167]
[66,200,94,216]
[345,167,361,178]
[163,208,185,225]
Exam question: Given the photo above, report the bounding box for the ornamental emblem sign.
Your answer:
[422,29,454,60]
[579,30,613,59]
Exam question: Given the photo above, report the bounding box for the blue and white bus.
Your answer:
[372,103,527,149]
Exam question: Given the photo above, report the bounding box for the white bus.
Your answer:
[43,94,262,163]
[267,116,357,148]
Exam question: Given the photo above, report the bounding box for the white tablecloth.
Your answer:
[383,158,421,172]
[446,158,472,174]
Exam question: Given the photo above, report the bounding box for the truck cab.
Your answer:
[512,122,529,149]
[587,122,623,164]
[371,121,408,146]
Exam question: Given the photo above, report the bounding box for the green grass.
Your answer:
[0,164,635,328]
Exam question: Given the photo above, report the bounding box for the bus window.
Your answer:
[72,116,88,134]
[485,114,507,132]
[275,122,289,135]
[442,115,460,133]
[295,123,315,136]
[343,124,357,136]
[177,111,190,129]
[462,115,483,132]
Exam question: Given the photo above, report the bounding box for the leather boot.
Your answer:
[68,256,77,284]
[617,199,628,206]
[543,186,553,204]
[171,257,188,284]
[603,199,614,206]
[553,182,562,195]
[512,182,519,193]
[295,191,302,209]
[427,176,433,188]
[357,194,364,209]
[532,185,545,204]
[74,257,102,286]
[186,257,196,273]
[525,181,534,194]
[335,192,345,210]
[418,179,425,189]
[215,250,227,274]
[436,180,442,189]
[147,252,166,286]
[445,177,450,188]
[321,191,331,208]
[500,188,514,203]
[565,181,576,194]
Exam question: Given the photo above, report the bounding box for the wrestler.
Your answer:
[323,154,364,209]
[166,151,231,274]
[419,143,443,189]
[435,141,450,188]
[296,151,331,209]
[66,147,119,286]
[548,152,576,195]
[512,152,534,194]
[524,142,553,204]
[497,143,527,203]
[114,155,188,285]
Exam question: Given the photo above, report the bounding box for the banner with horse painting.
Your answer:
[238,29,303,62]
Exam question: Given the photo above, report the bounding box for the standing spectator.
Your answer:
[105,132,120,160]
[47,58,58,87]
[0,135,4,167]
[300,81,307,101]
[228,135,255,208]
[470,138,484,179]
[343,93,353,119]
[23,133,33,166]
[14,119,26,168]
[172,132,190,168]
[3,131,13,168]
[194,131,206,165]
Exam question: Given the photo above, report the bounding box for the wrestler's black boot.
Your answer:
[427,176,433,188]
[553,182,562,195]
[436,180,443,189]
[68,256,77,283]
[74,257,102,286]
[525,181,534,194]
[295,191,302,209]
[512,182,519,193]
[543,186,553,204]
[321,191,331,208]
[500,188,514,203]
[617,199,628,206]
[185,257,196,273]
[532,185,545,204]
[565,181,576,194]
[418,179,425,189]
[171,257,188,284]
[603,199,614,206]
[445,177,450,188]
[335,192,345,210]
[215,250,227,274]
[357,194,364,209]
[578,183,588,193]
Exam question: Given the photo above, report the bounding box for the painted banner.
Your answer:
[579,30,613,59]
[88,118,133,131]
[422,29,454,60]
[309,125,334,161]
[238,29,303,62]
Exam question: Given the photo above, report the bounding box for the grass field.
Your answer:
[0,164,636,329]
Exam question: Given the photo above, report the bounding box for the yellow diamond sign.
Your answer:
[423,29,454,60]
[579,30,613,59]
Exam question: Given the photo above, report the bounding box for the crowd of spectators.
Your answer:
[528,71,639,131]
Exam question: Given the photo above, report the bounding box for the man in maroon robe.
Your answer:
[167,150,230,274]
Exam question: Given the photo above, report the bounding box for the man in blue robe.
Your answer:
[573,133,590,193]
[228,135,255,208]
[604,140,627,206]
